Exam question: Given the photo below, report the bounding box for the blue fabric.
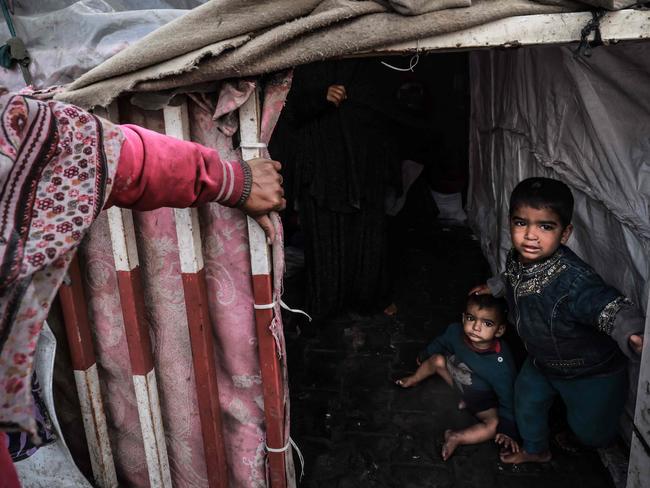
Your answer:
[502,245,627,378]
[7,373,57,461]
[515,356,627,453]
[422,323,518,438]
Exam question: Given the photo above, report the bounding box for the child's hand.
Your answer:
[629,334,644,355]
[326,85,347,107]
[468,284,490,296]
[495,433,520,453]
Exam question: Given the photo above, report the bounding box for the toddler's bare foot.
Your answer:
[395,376,418,388]
[457,400,466,410]
[442,429,460,461]
[500,449,551,464]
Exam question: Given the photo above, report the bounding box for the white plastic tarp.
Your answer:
[0,1,205,91]
[467,43,650,310]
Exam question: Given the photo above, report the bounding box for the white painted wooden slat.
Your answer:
[107,207,139,272]
[173,208,204,273]
[133,372,172,488]
[239,90,271,276]
[100,102,172,488]
[163,103,205,274]
[163,103,191,141]
[368,10,650,54]
[74,366,118,488]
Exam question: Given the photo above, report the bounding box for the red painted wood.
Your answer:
[0,433,21,488]
[116,268,155,375]
[58,255,96,371]
[251,273,286,488]
[181,271,228,488]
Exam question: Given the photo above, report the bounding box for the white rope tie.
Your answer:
[266,437,305,481]
[253,300,312,322]
[381,53,419,72]
[381,40,420,72]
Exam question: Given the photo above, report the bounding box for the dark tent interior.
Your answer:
[270,53,622,487]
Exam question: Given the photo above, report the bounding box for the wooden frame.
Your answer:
[163,102,229,488]
[239,89,288,488]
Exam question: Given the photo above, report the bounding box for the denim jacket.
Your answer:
[488,245,644,378]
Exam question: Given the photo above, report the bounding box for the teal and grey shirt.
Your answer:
[422,323,518,439]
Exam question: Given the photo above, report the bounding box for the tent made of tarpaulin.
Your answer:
[4,1,648,487]
[0,1,210,92]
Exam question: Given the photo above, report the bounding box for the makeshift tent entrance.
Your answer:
[5,3,648,488]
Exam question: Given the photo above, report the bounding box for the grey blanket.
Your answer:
[58,0,584,108]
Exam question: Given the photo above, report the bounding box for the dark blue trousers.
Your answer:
[515,356,627,453]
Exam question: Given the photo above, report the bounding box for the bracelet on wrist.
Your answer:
[236,159,253,208]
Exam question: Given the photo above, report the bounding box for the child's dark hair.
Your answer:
[509,177,574,227]
[466,294,507,324]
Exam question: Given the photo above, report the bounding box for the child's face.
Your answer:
[462,303,505,349]
[509,205,573,264]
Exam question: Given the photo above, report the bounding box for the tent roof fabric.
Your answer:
[57,0,583,108]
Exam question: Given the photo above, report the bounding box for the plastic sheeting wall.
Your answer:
[0,1,206,91]
[468,42,649,306]
[467,42,650,449]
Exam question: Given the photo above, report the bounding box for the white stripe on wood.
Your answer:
[239,89,272,276]
[367,10,650,54]
[163,102,206,274]
[98,104,141,272]
[107,207,139,272]
[247,217,270,276]
[74,366,118,488]
[174,208,204,273]
[133,372,172,488]
[101,101,171,487]
[162,103,191,141]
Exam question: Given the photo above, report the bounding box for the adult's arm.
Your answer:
[105,124,285,238]
[106,124,247,210]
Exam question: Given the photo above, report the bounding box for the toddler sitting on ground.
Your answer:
[396,294,518,460]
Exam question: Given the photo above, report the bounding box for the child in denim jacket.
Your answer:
[472,177,645,463]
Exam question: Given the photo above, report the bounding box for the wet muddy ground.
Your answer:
[283,223,616,488]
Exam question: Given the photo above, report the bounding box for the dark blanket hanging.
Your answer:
[282,59,399,317]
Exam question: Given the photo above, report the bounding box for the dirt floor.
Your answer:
[283,221,616,488]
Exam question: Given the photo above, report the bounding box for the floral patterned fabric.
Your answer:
[0,91,123,437]
[80,73,293,487]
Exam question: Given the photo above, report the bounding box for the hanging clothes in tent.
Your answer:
[284,59,399,316]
